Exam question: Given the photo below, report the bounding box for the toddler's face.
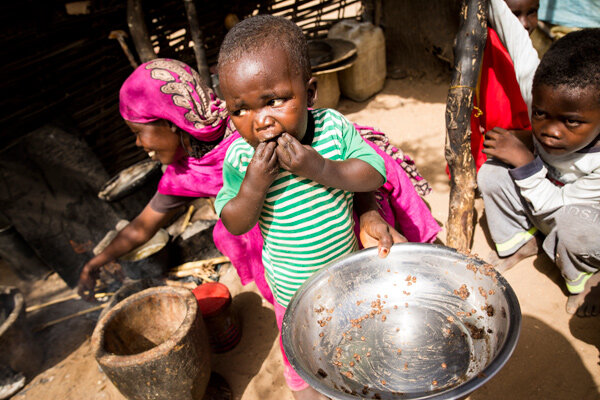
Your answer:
[531,84,600,155]
[504,0,539,34]
[219,47,316,148]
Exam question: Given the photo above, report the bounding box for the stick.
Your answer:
[170,256,229,272]
[34,304,107,332]
[108,30,139,69]
[26,292,113,313]
[181,204,195,235]
[169,269,215,280]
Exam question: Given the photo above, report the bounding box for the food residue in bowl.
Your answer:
[464,322,485,339]
[324,273,492,392]
[454,284,470,300]
[484,304,495,316]
[478,287,489,299]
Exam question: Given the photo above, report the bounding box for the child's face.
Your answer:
[219,47,317,148]
[504,0,539,34]
[126,120,182,164]
[531,84,600,155]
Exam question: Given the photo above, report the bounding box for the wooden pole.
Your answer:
[183,0,211,87]
[444,0,487,251]
[361,0,375,23]
[108,30,139,69]
[127,0,156,62]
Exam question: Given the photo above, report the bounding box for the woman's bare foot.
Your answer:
[487,235,541,273]
[292,386,329,400]
[565,272,600,317]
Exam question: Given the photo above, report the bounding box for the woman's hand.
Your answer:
[77,262,101,302]
[76,204,174,302]
[77,261,125,302]
[482,127,535,168]
[359,209,407,258]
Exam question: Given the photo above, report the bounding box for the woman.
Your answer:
[78,59,439,302]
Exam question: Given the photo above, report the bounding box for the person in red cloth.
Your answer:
[468,0,540,172]
[470,27,532,171]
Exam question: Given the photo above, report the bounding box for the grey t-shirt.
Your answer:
[148,192,192,213]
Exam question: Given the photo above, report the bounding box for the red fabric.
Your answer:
[471,27,532,171]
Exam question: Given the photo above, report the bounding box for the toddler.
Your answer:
[215,15,387,399]
[478,28,600,317]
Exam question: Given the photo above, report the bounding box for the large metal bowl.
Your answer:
[282,243,521,400]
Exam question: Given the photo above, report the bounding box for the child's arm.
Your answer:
[220,141,279,235]
[482,127,535,168]
[511,159,600,214]
[485,128,600,213]
[276,110,386,193]
[275,132,384,192]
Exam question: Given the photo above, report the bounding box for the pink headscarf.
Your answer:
[119,58,229,142]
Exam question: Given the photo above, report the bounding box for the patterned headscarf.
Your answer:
[119,58,229,142]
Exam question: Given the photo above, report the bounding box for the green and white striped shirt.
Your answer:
[215,109,386,307]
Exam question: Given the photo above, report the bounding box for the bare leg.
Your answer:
[565,272,600,317]
[292,387,329,400]
[486,235,541,274]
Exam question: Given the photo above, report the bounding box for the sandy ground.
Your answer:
[2,77,600,400]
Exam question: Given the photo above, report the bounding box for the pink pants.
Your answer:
[273,301,310,391]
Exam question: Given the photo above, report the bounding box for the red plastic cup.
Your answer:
[192,282,241,353]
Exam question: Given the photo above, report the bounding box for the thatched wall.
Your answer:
[0,0,362,176]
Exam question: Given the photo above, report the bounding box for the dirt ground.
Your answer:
[2,77,599,400]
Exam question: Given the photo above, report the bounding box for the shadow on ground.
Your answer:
[210,291,279,397]
[532,252,570,296]
[470,315,598,400]
[569,315,600,368]
[477,209,570,298]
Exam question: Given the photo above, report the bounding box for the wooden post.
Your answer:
[183,0,211,87]
[127,0,156,63]
[444,0,487,251]
[374,0,383,27]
